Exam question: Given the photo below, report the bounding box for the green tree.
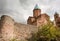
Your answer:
[28,23,60,41]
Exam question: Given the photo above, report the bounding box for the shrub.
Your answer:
[28,22,60,41]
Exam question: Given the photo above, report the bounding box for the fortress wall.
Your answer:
[14,23,38,40]
[0,15,14,40]
[0,15,38,41]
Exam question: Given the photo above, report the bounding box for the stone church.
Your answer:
[54,12,60,27]
[0,4,50,41]
[27,4,50,27]
[0,4,60,41]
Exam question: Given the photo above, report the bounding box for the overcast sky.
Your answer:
[0,0,60,24]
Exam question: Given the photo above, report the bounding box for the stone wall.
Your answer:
[54,13,60,27]
[0,15,14,41]
[14,23,38,40]
[0,15,38,41]
[33,9,41,17]
[37,14,50,27]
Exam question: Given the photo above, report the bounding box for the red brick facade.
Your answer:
[54,12,60,27]
[27,6,50,27]
[33,9,41,17]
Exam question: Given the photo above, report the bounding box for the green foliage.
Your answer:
[10,38,28,41]
[28,22,60,41]
[10,38,20,41]
[10,38,17,41]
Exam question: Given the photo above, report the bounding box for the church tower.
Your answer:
[54,12,59,21]
[33,4,41,18]
[27,4,49,27]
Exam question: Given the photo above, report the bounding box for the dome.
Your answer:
[34,4,40,9]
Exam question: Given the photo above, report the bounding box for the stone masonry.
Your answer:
[27,4,50,27]
[54,12,60,27]
[0,15,38,41]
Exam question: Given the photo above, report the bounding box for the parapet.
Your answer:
[1,15,14,22]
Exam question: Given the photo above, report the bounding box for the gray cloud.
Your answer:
[0,0,7,10]
[0,0,60,24]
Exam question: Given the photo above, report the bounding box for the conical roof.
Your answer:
[34,4,40,9]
